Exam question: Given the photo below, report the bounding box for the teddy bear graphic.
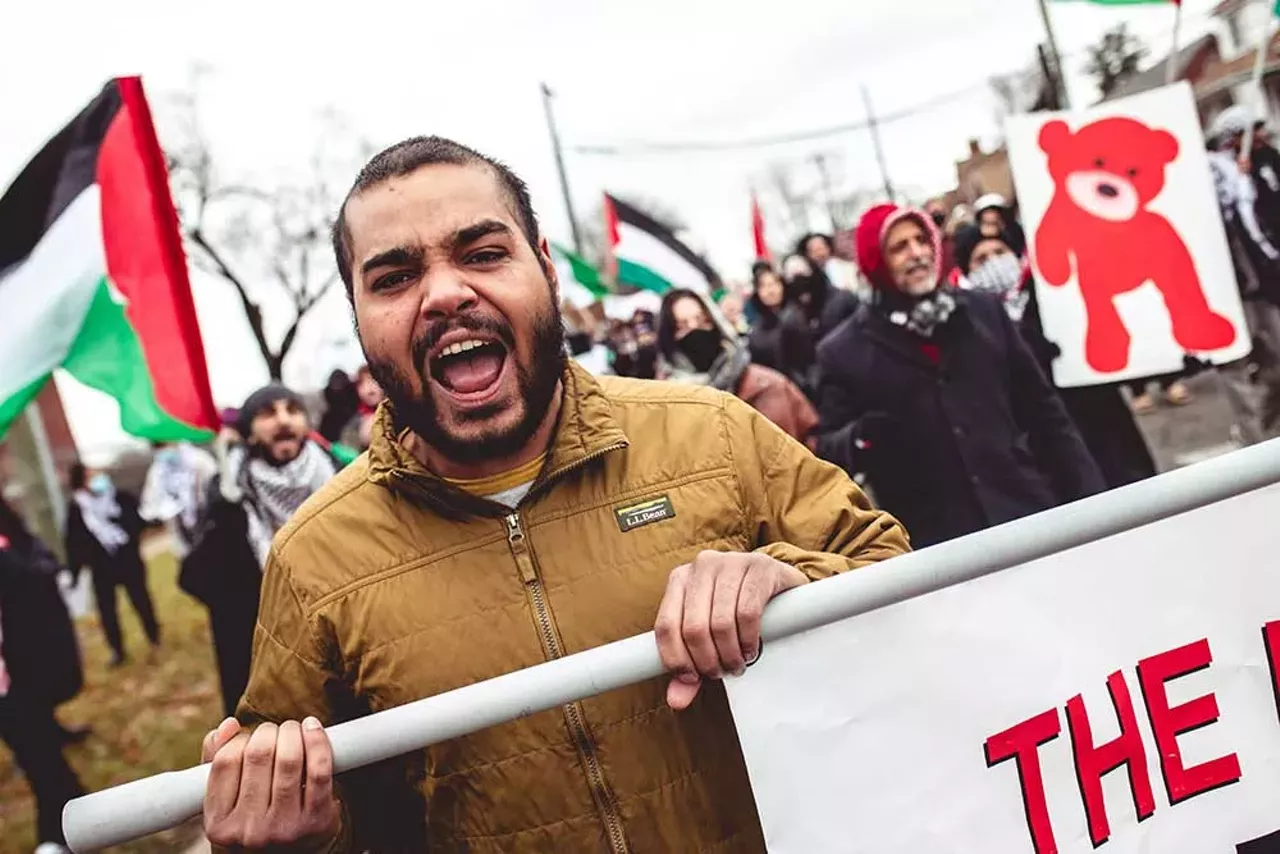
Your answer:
[1034,117,1236,373]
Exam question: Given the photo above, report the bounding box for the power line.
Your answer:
[567,8,1221,158]
[569,82,991,156]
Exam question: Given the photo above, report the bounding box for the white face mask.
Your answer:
[967,253,1022,295]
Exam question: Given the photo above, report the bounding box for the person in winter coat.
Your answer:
[0,497,86,853]
[180,385,340,717]
[196,135,909,852]
[65,464,159,668]
[817,204,1104,549]
[658,288,820,445]
[747,266,817,387]
[781,252,860,342]
[952,224,1157,490]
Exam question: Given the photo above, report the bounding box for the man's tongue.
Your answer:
[440,352,504,394]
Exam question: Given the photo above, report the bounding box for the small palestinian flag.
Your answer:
[0,78,218,441]
[551,243,610,308]
[604,193,720,294]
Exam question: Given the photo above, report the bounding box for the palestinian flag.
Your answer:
[0,78,218,442]
[604,193,720,294]
[551,243,610,308]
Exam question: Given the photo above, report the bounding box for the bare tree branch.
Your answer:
[163,78,370,380]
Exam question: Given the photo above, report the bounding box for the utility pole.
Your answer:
[1037,44,1061,111]
[1036,0,1072,109]
[860,86,896,203]
[811,152,841,232]
[540,82,584,256]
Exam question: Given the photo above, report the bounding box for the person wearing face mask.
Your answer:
[815,204,1103,548]
[178,385,340,716]
[140,441,218,559]
[748,266,818,393]
[782,251,861,340]
[658,288,819,444]
[954,224,1156,490]
[65,462,159,668]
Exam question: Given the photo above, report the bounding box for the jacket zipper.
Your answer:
[506,511,631,854]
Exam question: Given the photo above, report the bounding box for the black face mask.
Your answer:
[931,211,946,227]
[677,328,724,373]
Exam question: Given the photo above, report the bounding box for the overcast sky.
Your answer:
[0,0,1232,460]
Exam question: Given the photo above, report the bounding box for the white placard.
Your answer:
[1006,83,1249,387]
[727,483,1280,852]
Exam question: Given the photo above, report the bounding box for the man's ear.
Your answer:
[539,236,560,302]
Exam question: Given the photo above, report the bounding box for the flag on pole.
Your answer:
[604,193,720,294]
[0,78,218,442]
[751,193,770,261]
[550,243,610,308]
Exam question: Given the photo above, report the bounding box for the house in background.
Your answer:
[1102,0,1280,128]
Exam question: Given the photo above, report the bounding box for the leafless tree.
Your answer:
[164,79,374,380]
[990,53,1049,136]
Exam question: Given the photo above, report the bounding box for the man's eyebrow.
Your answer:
[360,245,424,277]
[451,219,513,250]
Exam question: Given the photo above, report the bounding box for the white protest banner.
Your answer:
[1005,82,1249,388]
[726,482,1280,853]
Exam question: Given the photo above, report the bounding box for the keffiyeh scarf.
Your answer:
[232,441,336,568]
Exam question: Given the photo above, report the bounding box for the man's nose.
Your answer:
[420,269,480,318]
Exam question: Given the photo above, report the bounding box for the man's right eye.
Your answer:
[371,271,413,292]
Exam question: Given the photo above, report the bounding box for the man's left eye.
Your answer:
[468,249,507,264]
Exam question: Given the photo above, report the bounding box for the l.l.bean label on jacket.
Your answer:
[614,495,676,532]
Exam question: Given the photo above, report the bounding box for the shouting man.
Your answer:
[199,137,908,852]
[817,204,1102,549]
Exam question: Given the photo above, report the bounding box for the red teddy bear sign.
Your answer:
[1007,83,1250,388]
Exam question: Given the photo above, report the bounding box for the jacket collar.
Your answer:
[857,296,970,371]
[366,361,630,516]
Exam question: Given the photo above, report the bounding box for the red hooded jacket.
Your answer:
[854,203,945,291]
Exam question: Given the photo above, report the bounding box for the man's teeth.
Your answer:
[439,339,490,358]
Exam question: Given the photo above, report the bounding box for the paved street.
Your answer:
[1131,370,1254,472]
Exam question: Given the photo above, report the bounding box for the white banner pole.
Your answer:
[63,438,1280,852]
[1165,1,1183,86]
[1243,7,1276,155]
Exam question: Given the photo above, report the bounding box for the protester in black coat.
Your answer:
[65,464,160,667]
[0,497,86,850]
[748,266,817,391]
[180,386,338,716]
[781,254,860,343]
[952,224,1157,490]
[819,204,1103,548]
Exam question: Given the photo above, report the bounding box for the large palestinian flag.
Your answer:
[0,77,218,441]
[604,193,720,294]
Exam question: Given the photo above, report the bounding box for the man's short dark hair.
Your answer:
[331,136,541,296]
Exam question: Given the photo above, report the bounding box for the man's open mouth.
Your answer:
[428,336,510,398]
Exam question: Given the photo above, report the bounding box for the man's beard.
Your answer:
[367,297,568,466]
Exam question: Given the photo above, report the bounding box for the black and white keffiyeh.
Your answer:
[225,441,336,568]
[75,488,129,555]
[879,288,958,339]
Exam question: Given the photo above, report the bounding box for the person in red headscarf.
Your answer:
[813,203,1103,548]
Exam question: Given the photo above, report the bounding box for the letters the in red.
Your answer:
[1136,638,1241,804]
[1065,670,1156,846]
[985,708,1062,854]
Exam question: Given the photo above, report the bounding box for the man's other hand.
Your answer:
[654,551,807,711]
[201,716,339,849]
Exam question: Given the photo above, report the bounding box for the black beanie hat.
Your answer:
[953,224,1018,275]
[237,384,306,437]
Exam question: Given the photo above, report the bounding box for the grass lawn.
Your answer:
[0,542,218,853]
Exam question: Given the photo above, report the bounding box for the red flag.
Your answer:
[751,193,770,261]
